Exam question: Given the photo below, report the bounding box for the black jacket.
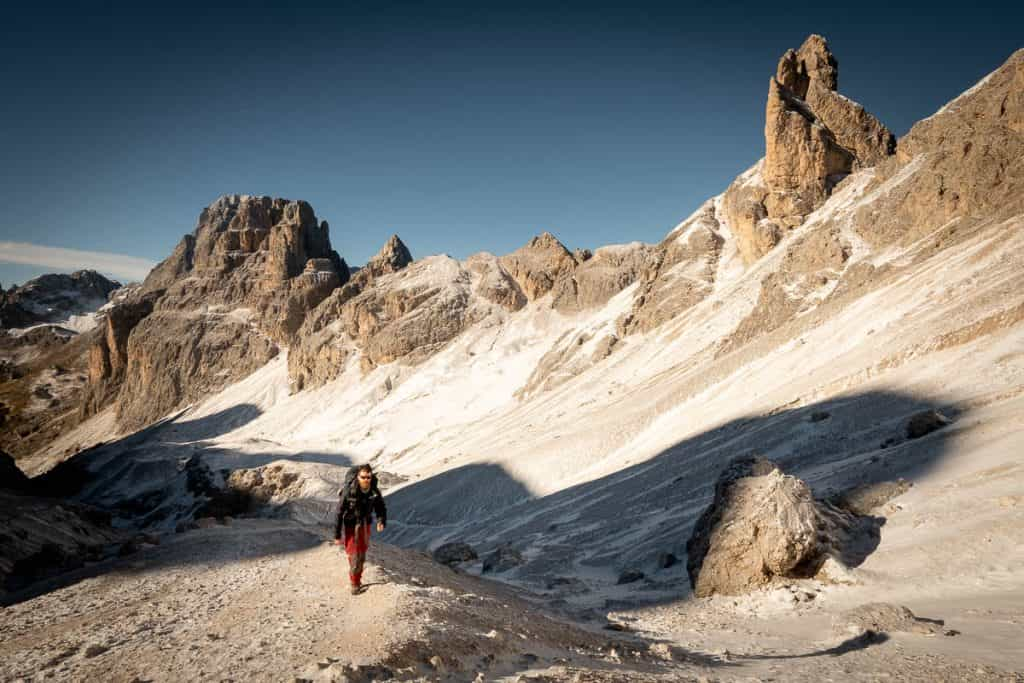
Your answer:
[334,482,387,539]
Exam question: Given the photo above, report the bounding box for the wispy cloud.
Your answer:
[0,242,156,283]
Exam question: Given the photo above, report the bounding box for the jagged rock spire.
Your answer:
[365,234,413,277]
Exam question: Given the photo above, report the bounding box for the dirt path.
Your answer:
[0,520,420,681]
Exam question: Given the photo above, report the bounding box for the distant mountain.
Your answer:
[0,270,121,331]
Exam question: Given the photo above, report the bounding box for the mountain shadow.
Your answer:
[381,388,964,608]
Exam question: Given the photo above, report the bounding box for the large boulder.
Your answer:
[686,456,827,597]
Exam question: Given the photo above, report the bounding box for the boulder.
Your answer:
[833,479,912,516]
[432,542,478,566]
[833,603,950,637]
[656,552,678,569]
[906,410,952,439]
[616,569,645,585]
[686,456,826,597]
[481,544,524,573]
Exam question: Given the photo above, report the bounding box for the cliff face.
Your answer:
[83,195,349,431]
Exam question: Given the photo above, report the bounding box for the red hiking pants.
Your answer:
[343,522,371,586]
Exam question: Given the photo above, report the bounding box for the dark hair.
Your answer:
[358,464,373,475]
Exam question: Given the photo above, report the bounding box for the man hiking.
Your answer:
[333,464,387,594]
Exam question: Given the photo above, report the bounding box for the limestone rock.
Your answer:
[731,35,895,265]
[856,48,1024,252]
[498,232,577,302]
[833,479,912,516]
[620,199,724,335]
[686,456,825,597]
[763,76,854,225]
[363,234,413,277]
[906,410,952,439]
[290,255,482,389]
[834,603,949,636]
[465,252,527,311]
[140,195,347,342]
[81,195,347,430]
[113,310,278,431]
[223,464,304,511]
[80,290,161,419]
[551,242,650,313]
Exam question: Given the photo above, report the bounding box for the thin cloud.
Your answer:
[0,242,157,283]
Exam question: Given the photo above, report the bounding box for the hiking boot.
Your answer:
[350,584,361,595]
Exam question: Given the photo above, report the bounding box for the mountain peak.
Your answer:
[364,234,413,277]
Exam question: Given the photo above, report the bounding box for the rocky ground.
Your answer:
[1,518,1021,682]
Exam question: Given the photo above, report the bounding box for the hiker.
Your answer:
[333,464,387,594]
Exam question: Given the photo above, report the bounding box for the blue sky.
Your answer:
[1,1,1019,287]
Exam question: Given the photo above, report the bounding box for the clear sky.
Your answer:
[1,0,1019,287]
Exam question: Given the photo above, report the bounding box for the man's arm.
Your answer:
[373,493,387,529]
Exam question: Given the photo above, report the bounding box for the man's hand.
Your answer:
[333,538,342,546]
[377,521,385,533]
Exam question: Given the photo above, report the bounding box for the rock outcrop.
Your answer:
[551,242,651,313]
[289,232,650,392]
[686,456,841,597]
[289,253,480,389]
[619,200,724,335]
[723,35,895,265]
[0,270,121,329]
[138,195,347,343]
[82,195,347,429]
[433,542,478,566]
[498,232,578,303]
[80,290,162,419]
[852,47,1024,251]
